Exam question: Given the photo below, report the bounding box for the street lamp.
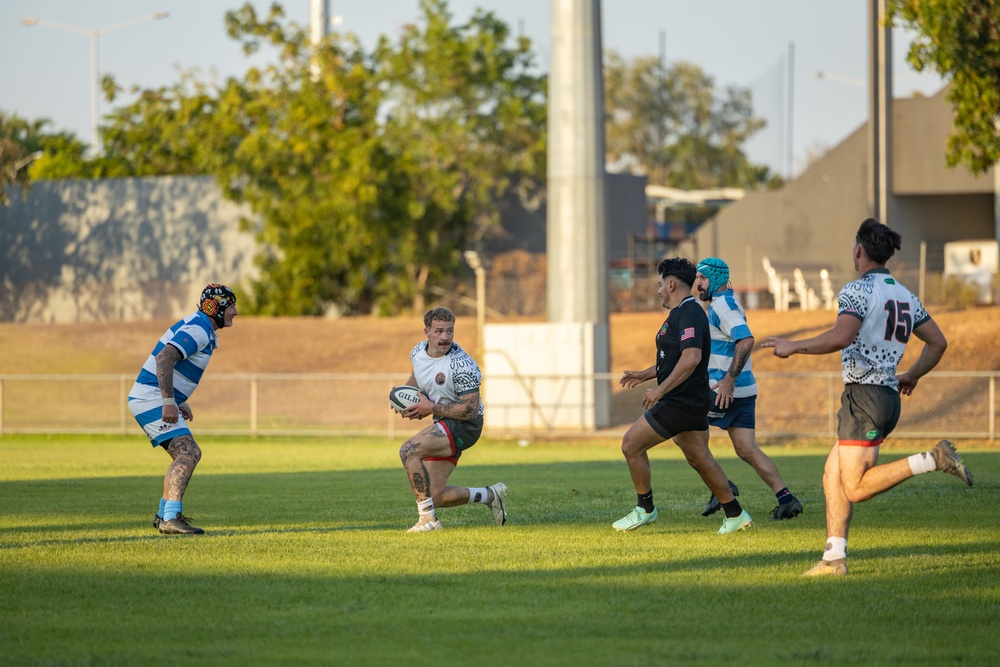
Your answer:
[463,250,486,363]
[22,12,170,156]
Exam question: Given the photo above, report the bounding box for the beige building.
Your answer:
[688,88,998,299]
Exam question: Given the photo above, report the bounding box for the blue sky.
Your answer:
[1,0,945,178]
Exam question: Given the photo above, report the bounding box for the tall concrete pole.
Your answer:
[547,0,608,324]
[868,0,892,225]
[310,0,328,80]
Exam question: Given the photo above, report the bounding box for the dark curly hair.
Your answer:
[856,217,901,265]
[657,257,697,287]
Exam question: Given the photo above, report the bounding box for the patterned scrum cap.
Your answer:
[696,257,730,297]
[199,283,236,326]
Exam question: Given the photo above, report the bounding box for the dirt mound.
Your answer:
[1,307,997,376]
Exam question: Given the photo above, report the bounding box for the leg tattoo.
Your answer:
[164,435,202,501]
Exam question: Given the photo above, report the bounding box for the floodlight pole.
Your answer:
[464,251,486,363]
[22,12,169,156]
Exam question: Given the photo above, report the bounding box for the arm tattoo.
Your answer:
[156,344,183,398]
[728,339,754,378]
[432,393,478,421]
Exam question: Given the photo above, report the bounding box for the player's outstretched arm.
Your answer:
[620,366,655,388]
[762,314,861,358]
[897,318,948,396]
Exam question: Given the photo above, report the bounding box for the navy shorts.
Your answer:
[707,395,756,430]
[644,398,709,440]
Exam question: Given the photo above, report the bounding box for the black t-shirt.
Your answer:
[654,296,713,410]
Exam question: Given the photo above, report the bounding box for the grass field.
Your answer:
[2,435,998,666]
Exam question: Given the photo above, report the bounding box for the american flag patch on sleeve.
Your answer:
[680,327,694,341]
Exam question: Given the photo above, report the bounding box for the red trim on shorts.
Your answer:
[425,421,458,464]
[839,438,884,448]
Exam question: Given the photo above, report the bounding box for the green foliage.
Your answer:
[44,0,547,316]
[0,112,95,203]
[2,435,999,666]
[889,0,1000,174]
[374,0,547,312]
[604,53,777,189]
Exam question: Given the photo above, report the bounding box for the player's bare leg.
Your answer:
[838,444,913,503]
[673,430,735,502]
[613,418,665,530]
[729,427,784,492]
[619,418,663,494]
[158,435,204,535]
[163,434,202,501]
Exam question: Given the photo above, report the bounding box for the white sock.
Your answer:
[416,497,436,521]
[823,536,847,561]
[908,452,937,475]
[468,487,490,504]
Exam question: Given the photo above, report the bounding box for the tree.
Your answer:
[604,52,776,189]
[33,1,547,316]
[889,0,1000,174]
[374,0,547,311]
[1,113,94,204]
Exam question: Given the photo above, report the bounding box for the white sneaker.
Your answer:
[488,483,508,526]
[406,518,442,532]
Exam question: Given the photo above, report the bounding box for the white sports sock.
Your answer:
[416,497,436,520]
[908,452,937,476]
[468,487,489,504]
[823,536,847,561]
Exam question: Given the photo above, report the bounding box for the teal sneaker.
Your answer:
[612,506,658,532]
[717,509,753,534]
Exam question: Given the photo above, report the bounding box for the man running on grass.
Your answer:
[763,218,973,576]
[396,307,507,532]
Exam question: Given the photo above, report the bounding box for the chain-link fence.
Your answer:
[1,371,995,440]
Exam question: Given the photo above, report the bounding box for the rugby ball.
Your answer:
[389,385,422,413]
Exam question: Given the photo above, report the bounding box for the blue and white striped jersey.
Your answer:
[129,310,218,403]
[838,269,929,387]
[707,289,757,398]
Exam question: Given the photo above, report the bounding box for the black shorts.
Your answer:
[644,398,709,440]
[837,384,900,447]
[426,415,484,464]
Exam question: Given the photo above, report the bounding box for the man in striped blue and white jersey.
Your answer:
[128,284,238,535]
[695,258,802,521]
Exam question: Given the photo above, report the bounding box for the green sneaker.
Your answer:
[612,506,658,532]
[717,509,753,534]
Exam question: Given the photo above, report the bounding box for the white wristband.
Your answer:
[162,396,177,407]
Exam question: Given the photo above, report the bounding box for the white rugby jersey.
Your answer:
[129,311,218,403]
[838,269,930,387]
[707,290,757,398]
[409,341,485,417]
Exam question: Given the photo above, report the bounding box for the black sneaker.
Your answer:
[701,480,739,517]
[153,513,192,529]
[158,516,205,535]
[771,495,803,520]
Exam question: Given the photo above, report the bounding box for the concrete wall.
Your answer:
[0,176,257,322]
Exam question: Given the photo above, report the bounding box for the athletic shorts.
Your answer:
[128,393,191,447]
[426,414,484,464]
[837,383,900,447]
[707,395,757,430]
[644,398,709,441]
